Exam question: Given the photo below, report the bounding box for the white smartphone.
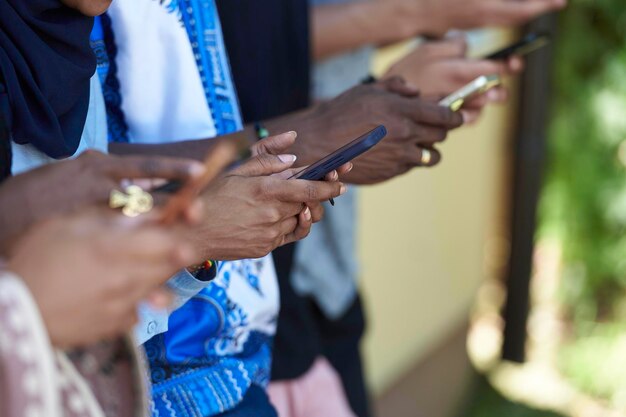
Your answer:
[439,75,501,111]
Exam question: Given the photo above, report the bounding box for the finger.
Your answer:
[454,59,508,82]
[490,0,566,26]
[272,165,308,180]
[182,199,204,225]
[460,109,482,125]
[111,231,197,265]
[405,145,442,168]
[485,86,508,103]
[336,162,353,177]
[463,93,490,110]
[275,201,307,219]
[251,131,298,156]
[103,154,205,181]
[277,216,298,237]
[506,56,525,74]
[282,207,313,245]
[421,35,468,59]
[413,124,449,145]
[307,201,325,223]
[400,98,463,129]
[323,170,339,182]
[231,153,297,177]
[381,76,420,97]
[267,179,346,202]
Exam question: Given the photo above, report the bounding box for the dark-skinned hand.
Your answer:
[187,132,347,261]
[267,77,463,185]
[0,151,204,255]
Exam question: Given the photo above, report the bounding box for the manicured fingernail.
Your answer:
[278,154,297,163]
[304,207,311,220]
[340,184,347,195]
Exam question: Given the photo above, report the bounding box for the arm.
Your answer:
[312,1,428,60]
[109,127,258,161]
[313,0,566,60]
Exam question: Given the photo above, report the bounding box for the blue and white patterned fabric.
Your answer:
[102,1,279,415]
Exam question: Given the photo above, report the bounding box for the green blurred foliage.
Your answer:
[558,322,626,406]
[539,0,626,325]
[462,377,565,417]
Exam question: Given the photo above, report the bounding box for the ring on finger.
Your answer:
[109,185,154,217]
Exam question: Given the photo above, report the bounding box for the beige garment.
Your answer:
[0,272,149,417]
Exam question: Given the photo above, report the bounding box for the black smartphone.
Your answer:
[289,125,387,180]
[484,33,550,60]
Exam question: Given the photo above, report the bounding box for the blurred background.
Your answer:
[354,1,626,416]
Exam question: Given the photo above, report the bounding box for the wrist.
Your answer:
[264,105,328,165]
[414,0,445,37]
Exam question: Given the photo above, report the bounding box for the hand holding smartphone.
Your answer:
[484,33,551,60]
[439,75,501,111]
[290,125,387,205]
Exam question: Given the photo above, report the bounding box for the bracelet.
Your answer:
[187,260,217,282]
[254,122,270,140]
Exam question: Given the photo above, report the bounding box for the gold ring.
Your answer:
[420,148,432,165]
[109,185,154,217]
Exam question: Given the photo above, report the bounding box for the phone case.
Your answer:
[291,125,387,180]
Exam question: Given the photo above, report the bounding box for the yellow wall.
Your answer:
[358,32,517,393]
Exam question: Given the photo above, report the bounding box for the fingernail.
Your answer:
[487,89,499,101]
[304,207,311,220]
[286,131,298,139]
[331,171,338,180]
[189,162,205,177]
[340,184,347,195]
[278,154,297,164]
[346,162,354,173]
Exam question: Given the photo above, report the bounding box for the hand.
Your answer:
[385,36,523,123]
[268,77,463,184]
[0,151,204,255]
[417,0,566,37]
[251,131,354,222]
[7,210,197,349]
[188,147,346,261]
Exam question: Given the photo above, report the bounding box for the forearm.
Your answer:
[312,1,429,60]
[264,105,331,165]
[109,128,258,161]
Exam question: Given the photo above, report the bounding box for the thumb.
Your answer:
[231,153,298,177]
[251,131,298,156]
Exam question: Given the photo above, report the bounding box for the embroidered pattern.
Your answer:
[145,260,276,417]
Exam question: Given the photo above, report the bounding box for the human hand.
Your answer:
[417,0,566,37]
[7,210,197,349]
[385,36,523,123]
[251,131,353,221]
[0,151,204,255]
[188,146,346,260]
[269,77,463,184]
